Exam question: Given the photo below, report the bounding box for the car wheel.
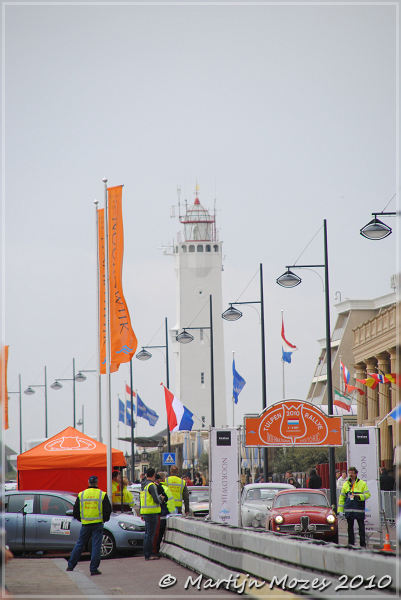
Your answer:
[101,531,117,558]
[88,530,117,559]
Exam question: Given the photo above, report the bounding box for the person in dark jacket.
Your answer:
[380,468,395,491]
[307,469,322,489]
[67,476,111,575]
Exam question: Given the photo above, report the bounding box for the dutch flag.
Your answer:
[281,315,297,364]
[161,384,194,432]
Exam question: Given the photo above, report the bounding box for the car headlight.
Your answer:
[252,519,260,528]
[118,521,140,531]
[326,514,336,523]
[274,515,284,524]
[255,512,263,521]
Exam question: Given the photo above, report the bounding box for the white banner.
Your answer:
[210,428,240,527]
[347,426,381,532]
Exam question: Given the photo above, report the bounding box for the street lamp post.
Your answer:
[360,211,396,240]
[222,264,268,481]
[51,359,87,428]
[276,219,337,510]
[157,440,164,471]
[24,367,48,437]
[136,317,171,458]
[175,295,215,427]
[8,375,22,454]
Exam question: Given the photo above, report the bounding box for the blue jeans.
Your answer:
[142,514,159,559]
[68,522,104,573]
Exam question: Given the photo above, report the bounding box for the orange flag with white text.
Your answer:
[98,209,119,375]
[2,345,9,429]
[107,186,137,365]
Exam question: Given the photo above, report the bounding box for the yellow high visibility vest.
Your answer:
[79,488,105,525]
[338,478,370,514]
[161,483,176,514]
[165,475,185,507]
[140,482,161,515]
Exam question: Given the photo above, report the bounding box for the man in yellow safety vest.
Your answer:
[165,465,189,515]
[67,475,111,575]
[338,466,371,547]
[140,467,165,560]
[154,472,175,556]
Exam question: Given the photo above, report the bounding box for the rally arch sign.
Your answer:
[245,400,343,447]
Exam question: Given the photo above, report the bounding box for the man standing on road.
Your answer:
[338,467,371,547]
[67,475,111,576]
[140,468,165,561]
[165,466,189,515]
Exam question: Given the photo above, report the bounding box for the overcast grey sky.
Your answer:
[3,2,398,454]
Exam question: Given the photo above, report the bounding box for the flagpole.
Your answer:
[103,177,112,500]
[232,351,235,427]
[95,199,102,443]
[117,394,120,450]
[281,310,285,400]
[130,361,134,482]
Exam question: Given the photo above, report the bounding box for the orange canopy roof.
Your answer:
[17,426,126,470]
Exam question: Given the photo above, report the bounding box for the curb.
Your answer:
[53,559,112,598]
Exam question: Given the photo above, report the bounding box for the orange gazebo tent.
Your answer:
[17,426,126,493]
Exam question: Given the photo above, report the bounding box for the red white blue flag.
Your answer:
[281,315,297,363]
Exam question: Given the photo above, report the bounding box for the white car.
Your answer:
[241,483,293,528]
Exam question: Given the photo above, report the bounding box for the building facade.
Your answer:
[167,191,227,428]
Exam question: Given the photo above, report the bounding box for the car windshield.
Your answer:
[244,488,283,502]
[189,491,209,503]
[274,493,328,508]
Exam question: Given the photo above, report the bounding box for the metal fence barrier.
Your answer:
[319,488,396,523]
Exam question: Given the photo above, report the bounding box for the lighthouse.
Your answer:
[167,186,227,428]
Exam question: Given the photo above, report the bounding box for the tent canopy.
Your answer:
[17,426,126,493]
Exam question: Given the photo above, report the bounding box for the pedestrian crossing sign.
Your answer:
[163,452,176,465]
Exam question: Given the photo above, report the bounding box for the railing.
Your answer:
[320,489,396,524]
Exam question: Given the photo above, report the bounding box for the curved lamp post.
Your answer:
[176,295,215,427]
[24,367,48,437]
[360,212,396,240]
[135,317,171,470]
[276,219,337,511]
[222,263,267,482]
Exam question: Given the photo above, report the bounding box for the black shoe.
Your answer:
[91,570,102,576]
[66,567,74,571]
[145,556,160,561]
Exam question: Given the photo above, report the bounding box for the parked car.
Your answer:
[241,483,293,528]
[188,486,209,518]
[265,489,338,543]
[4,481,17,491]
[4,490,145,558]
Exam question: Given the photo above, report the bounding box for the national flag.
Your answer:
[281,316,297,364]
[137,394,159,427]
[125,383,136,410]
[334,390,352,412]
[381,373,400,385]
[389,405,401,422]
[232,359,246,404]
[356,377,379,390]
[118,397,125,423]
[340,360,350,389]
[162,384,194,432]
[126,405,132,427]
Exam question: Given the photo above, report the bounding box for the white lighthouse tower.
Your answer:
[167,186,227,428]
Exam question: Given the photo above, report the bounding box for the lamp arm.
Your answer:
[285,265,325,291]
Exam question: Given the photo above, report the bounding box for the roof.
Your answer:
[17,426,126,470]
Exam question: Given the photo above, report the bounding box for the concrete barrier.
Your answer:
[162,517,398,598]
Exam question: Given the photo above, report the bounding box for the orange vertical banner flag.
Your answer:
[2,345,9,429]
[107,185,138,364]
[98,209,119,375]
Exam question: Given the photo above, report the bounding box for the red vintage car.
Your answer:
[266,489,338,543]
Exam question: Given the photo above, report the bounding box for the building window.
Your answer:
[202,416,205,428]
[189,245,195,252]
[201,372,205,385]
[181,245,187,253]
[213,244,219,252]
[200,329,204,341]
[197,245,203,252]
[206,245,211,252]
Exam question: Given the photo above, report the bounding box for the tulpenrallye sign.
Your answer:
[245,400,343,447]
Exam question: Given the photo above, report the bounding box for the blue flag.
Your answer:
[137,394,159,427]
[233,359,246,404]
[126,405,132,427]
[118,398,125,423]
